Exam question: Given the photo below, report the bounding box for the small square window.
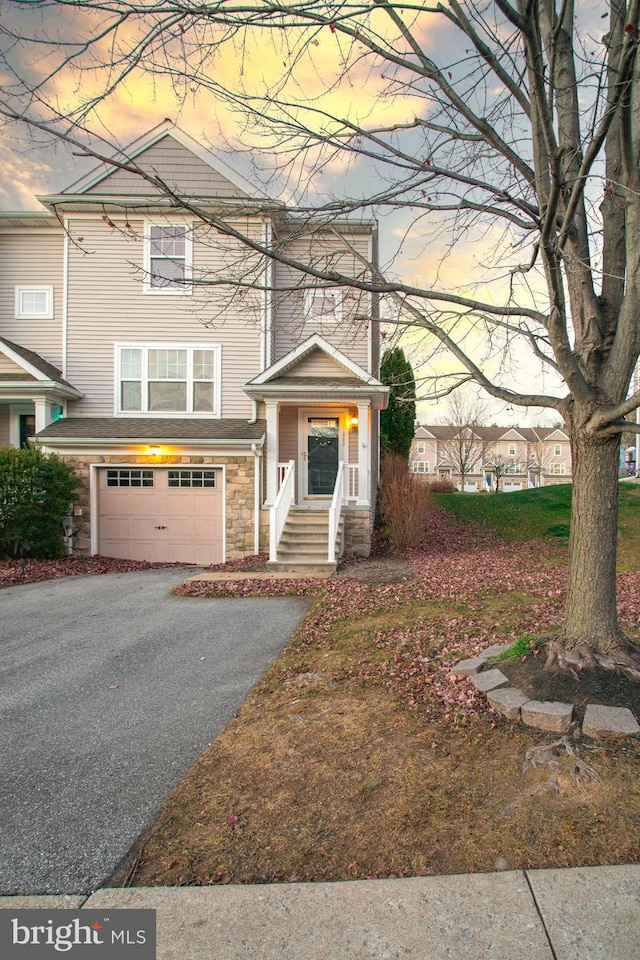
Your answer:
[305,289,342,323]
[15,286,54,319]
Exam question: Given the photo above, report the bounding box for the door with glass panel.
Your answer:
[305,417,339,497]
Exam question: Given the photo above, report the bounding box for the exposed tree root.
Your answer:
[544,638,640,682]
[523,738,602,791]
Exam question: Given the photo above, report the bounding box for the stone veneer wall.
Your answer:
[344,509,371,557]
[59,453,258,560]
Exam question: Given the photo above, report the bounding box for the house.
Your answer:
[0,121,388,569]
[411,424,572,491]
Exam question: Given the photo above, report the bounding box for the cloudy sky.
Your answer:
[0,1,572,425]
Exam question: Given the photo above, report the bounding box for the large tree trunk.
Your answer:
[562,430,624,654]
[550,422,640,679]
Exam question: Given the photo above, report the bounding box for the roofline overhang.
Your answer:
[0,382,83,400]
[35,434,265,449]
[36,194,285,216]
[243,382,389,409]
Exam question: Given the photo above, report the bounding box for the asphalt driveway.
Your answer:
[0,569,309,895]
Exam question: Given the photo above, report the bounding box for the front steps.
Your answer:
[269,508,344,575]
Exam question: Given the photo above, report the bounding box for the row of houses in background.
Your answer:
[411,425,572,492]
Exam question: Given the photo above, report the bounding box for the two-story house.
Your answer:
[411,424,572,491]
[0,121,388,569]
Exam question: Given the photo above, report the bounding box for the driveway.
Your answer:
[0,569,309,895]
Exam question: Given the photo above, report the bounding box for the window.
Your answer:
[168,469,216,488]
[144,224,192,292]
[107,469,154,487]
[411,460,429,474]
[550,463,566,475]
[554,444,562,456]
[508,443,516,456]
[305,289,342,323]
[505,462,521,474]
[417,441,426,455]
[117,344,220,416]
[15,286,54,319]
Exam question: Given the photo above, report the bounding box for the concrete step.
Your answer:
[267,561,336,577]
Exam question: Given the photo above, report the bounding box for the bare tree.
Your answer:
[484,452,519,493]
[1,0,639,678]
[439,394,488,491]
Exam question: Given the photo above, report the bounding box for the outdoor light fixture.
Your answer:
[349,415,359,428]
[148,445,162,457]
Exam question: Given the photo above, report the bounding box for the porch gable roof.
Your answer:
[244,335,389,408]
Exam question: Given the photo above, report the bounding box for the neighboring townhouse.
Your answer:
[0,121,388,569]
[411,424,572,491]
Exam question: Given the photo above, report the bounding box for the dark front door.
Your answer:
[307,417,339,495]
[19,414,35,448]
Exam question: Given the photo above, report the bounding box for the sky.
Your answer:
[0,0,572,426]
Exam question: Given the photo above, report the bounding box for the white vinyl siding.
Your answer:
[64,216,263,417]
[85,136,246,199]
[0,230,64,367]
[274,232,372,369]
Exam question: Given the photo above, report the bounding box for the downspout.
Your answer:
[252,442,262,555]
[247,399,259,424]
[62,218,70,379]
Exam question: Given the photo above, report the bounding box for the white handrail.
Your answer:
[270,459,295,562]
[328,461,346,563]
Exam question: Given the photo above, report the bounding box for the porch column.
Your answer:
[265,400,280,507]
[356,401,370,506]
[34,397,54,433]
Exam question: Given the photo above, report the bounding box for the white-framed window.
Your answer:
[305,288,343,323]
[116,344,220,416]
[505,462,521,474]
[554,443,562,456]
[411,460,429,474]
[15,285,54,319]
[550,463,566,475]
[508,443,517,456]
[417,441,426,454]
[144,224,192,293]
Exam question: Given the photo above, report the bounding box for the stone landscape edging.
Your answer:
[453,645,640,738]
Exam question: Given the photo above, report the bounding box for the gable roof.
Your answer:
[0,339,80,393]
[244,335,389,407]
[47,120,270,203]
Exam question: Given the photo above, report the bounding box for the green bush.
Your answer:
[0,446,82,558]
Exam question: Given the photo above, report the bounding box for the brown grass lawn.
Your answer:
[111,507,640,888]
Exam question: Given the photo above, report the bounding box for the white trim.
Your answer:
[304,288,343,324]
[298,407,346,504]
[15,285,54,320]
[114,342,221,417]
[261,221,273,372]
[248,333,383,386]
[63,221,69,379]
[143,221,193,295]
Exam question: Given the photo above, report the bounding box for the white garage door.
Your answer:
[503,480,523,492]
[98,467,223,564]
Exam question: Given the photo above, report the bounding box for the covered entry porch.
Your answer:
[244,335,389,568]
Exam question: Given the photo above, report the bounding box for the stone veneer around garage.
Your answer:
[62,453,258,561]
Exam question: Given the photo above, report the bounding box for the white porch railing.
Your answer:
[328,461,346,563]
[346,463,359,502]
[270,459,295,562]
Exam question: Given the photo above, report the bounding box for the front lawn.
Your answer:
[113,501,640,887]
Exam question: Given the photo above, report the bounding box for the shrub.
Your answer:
[0,446,82,558]
[428,478,456,494]
[378,455,430,549]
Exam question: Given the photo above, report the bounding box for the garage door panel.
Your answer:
[98,468,223,564]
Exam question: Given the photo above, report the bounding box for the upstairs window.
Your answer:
[15,285,54,319]
[117,344,220,416]
[554,443,562,456]
[508,443,516,456]
[145,224,192,293]
[305,289,342,323]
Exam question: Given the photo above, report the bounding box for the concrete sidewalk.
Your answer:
[3,864,639,959]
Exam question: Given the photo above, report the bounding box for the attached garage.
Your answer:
[98,466,223,564]
[502,480,523,492]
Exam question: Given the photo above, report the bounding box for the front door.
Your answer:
[306,417,339,496]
